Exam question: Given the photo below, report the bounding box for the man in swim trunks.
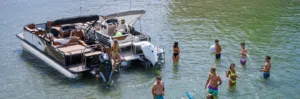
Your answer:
[215,40,222,59]
[261,56,271,78]
[152,76,165,99]
[226,63,240,87]
[240,43,247,65]
[205,67,222,98]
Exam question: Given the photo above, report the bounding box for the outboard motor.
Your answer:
[98,53,113,84]
[140,41,158,67]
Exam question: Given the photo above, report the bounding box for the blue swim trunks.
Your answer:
[208,86,218,96]
[154,95,164,99]
[263,72,270,78]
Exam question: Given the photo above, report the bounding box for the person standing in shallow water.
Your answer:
[173,42,180,64]
[226,63,240,87]
[152,76,165,99]
[205,67,222,98]
[261,56,271,78]
[240,43,247,65]
[215,40,222,59]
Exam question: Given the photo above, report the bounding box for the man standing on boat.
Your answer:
[215,40,222,59]
[152,76,165,99]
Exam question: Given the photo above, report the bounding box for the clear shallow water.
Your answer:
[0,0,299,99]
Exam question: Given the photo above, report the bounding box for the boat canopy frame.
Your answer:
[51,15,100,26]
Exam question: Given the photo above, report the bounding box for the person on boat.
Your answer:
[215,40,222,59]
[48,32,80,45]
[111,40,122,72]
[226,63,240,87]
[173,41,180,64]
[240,43,247,65]
[115,31,123,36]
[71,25,86,41]
[152,76,165,99]
[117,19,129,33]
[261,56,271,78]
[205,67,222,98]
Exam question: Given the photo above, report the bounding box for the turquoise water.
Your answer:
[0,0,299,98]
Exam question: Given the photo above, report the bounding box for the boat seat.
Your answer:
[57,44,92,56]
[24,24,38,32]
[113,34,134,44]
[106,24,117,36]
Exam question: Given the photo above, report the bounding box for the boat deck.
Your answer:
[57,45,92,56]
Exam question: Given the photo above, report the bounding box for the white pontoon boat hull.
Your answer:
[20,38,78,79]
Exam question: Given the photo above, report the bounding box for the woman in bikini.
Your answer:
[226,63,240,87]
[112,40,122,72]
[173,42,180,64]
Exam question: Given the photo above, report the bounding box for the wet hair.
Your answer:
[215,39,219,43]
[173,41,178,48]
[156,76,162,80]
[241,43,245,46]
[230,63,235,70]
[266,56,271,60]
[211,67,216,72]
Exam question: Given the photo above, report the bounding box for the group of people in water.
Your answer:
[151,40,272,99]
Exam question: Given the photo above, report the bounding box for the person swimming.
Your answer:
[152,76,165,99]
[173,42,180,64]
[240,43,247,65]
[215,40,222,59]
[226,63,240,87]
[205,67,222,98]
[261,56,271,78]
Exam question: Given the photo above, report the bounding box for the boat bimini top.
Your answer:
[104,10,146,26]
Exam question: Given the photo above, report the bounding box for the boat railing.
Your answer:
[82,44,104,70]
[155,45,166,65]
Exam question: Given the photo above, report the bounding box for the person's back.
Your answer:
[209,73,219,88]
